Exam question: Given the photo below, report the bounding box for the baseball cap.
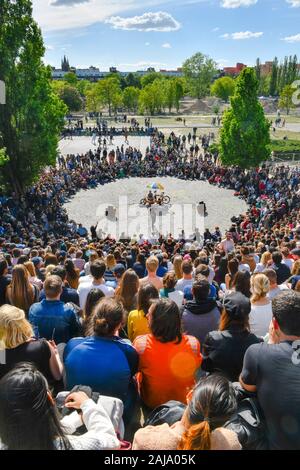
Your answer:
[113,263,126,277]
[223,292,251,320]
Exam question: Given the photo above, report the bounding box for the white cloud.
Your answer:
[162,42,172,48]
[212,27,220,32]
[45,44,54,50]
[282,33,300,42]
[286,0,300,7]
[32,0,180,32]
[145,42,151,46]
[221,0,257,8]
[221,31,263,39]
[106,12,181,32]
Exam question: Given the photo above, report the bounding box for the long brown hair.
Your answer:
[6,265,35,314]
[115,269,139,312]
[219,308,250,331]
[178,375,236,450]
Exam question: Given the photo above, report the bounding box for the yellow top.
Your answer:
[127,309,150,343]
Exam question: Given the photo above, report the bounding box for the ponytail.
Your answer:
[178,420,211,451]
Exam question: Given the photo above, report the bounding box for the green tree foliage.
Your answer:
[269,57,279,96]
[125,73,141,89]
[123,87,140,112]
[141,72,163,88]
[220,68,270,169]
[279,85,295,115]
[182,52,217,99]
[139,80,164,115]
[0,147,8,166]
[63,71,78,86]
[0,0,67,193]
[211,76,235,102]
[57,84,83,112]
[85,78,122,115]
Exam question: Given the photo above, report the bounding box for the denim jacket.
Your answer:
[29,299,81,344]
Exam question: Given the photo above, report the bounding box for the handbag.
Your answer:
[144,400,186,427]
[224,397,268,450]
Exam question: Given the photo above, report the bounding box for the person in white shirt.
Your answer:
[281,247,294,271]
[249,273,273,337]
[175,260,194,292]
[220,232,235,254]
[0,363,120,450]
[78,260,114,309]
[264,269,290,300]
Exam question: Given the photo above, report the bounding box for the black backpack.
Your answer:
[144,401,186,427]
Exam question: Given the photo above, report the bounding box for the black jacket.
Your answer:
[202,326,263,382]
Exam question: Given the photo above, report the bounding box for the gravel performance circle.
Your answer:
[63,177,248,240]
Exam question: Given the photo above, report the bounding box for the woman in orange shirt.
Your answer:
[134,298,202,409]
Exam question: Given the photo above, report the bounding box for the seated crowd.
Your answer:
[0,131,300,450]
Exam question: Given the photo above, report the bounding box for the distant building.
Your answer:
[223,63,247,77]
[260,61,273,76]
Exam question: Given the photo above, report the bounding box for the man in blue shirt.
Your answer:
[29,275,81,344]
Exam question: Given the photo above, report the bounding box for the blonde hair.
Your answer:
[146,256,159,273]
[0,305,33,349]
[173,255,183,280]
[45,264,56,277]
[106,254,116,270]
[292,260,300,276]
[260,251,272,267]
[251,273,270,303]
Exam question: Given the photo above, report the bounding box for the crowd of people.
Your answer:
[1,128,300,450]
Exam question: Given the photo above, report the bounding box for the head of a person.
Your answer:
[292,260,300,276]
[263,269,278,288]
[137,253,146,265]
[23,261,36,279]
[250,273,270,303]
[51,265,66,283]
[0,363,70,450]
[220,291,251,331]
[272,290,300,338]
[194,264,209,280]
[226,232,233,241]
[192,277,210,303]
[181,260,193,278]
[173,255,183,279]
[117,269,139,310]
[162,272,177,290]
[0,258,8,277]
[272,251,283,266]
[84,288,105,326]
[137,283,159,316]
[178,375,237,450]
[90,260,106,280]
[113,263,126,281]
[64,259,77,279]
[146,256,159,275]
[228,258,239,276]
[44,275,63,301]
[106,254,116,270]
[44,254,58,268]
[232,270,251,298]
[147,298,182,344]
[0,305,33,348]
[92,298,125,337]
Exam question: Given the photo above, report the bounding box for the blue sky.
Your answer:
[32,0,300,71]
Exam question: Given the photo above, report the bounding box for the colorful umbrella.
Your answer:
[147,182,164,190]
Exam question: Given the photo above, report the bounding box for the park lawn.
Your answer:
[271,130,300,141]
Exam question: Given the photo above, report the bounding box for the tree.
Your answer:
[174,78,184,112]
[279,85,295,115]
[0,147,8,167]
[269,57,278,96]
[141,72,162,88]
[139,81,164,115]
[220,68,270,169]
[123,86,140,112]
[0,0,67,193]
[58,84,83,112]
[63,71,78,86]
[211,76,235,102]
[182,52,217,99]
[95,77,122,116]
[125,73,141,89]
